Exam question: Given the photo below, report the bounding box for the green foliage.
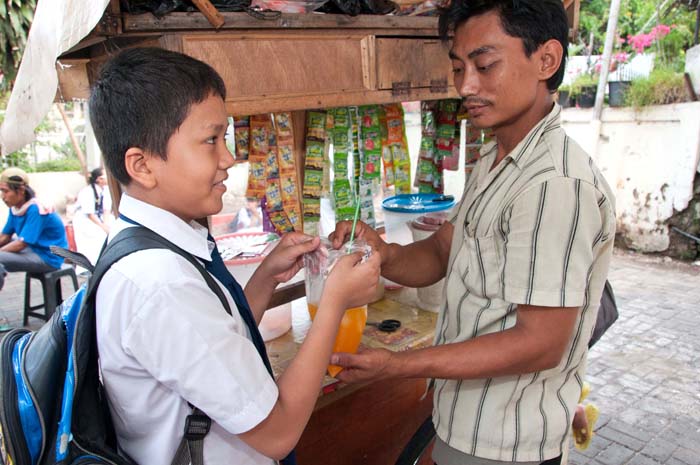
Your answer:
[34,157,81,173]
[51,139,85,160]
[2,148,32,171]
[578,0,697,57]
[0,0,37,92]
[656,24,694,70]
[625,67,688,108]
[569,73,599,98]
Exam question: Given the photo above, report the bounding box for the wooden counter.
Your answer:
[265,290,437,465]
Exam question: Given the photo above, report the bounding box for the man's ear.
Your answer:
[124,147,158,190]
[537,39,564,83]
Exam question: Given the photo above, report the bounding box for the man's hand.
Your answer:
[329,220,386,259]
[329,348,394,384]
[258,233,321,285]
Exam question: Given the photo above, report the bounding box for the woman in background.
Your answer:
[0,168,67,291]
[73,167,112,266]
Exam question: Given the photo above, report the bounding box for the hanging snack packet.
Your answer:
[250,114,271,157]
[350,107,362,185]
[305,141,325,170]
[359,106,382,181]
[275,112,293,140]
[358,178,376,228]
[379,106,395,189]
[246,114,273,199]
[233,116,250,161]
[307,111,327,141]
[333,178,356,222]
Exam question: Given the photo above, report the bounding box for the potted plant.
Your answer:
[557,83,572,108]
[570,73,598,108]
[608,52,632,107]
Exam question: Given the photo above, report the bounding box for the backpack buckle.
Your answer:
[184,414,211,440]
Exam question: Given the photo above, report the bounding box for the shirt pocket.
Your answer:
[463,227,502,299]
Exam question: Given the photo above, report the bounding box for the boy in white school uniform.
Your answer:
[88,47,380,465]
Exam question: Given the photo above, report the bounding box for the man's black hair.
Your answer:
[439,0,569,92]
[88,47,227,186]
[6,176,35,201]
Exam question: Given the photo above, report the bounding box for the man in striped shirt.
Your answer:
[329,1,616,464]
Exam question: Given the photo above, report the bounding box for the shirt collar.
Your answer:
[499,103,562,170]
[116,194,213,262]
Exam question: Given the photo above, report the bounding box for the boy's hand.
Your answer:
[260,233,320,284]
[329,221,386,261]
[322,250,381,310]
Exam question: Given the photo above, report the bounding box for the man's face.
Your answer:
[450,10,543,130]
[148,94,234,223]
[0,183,23,208]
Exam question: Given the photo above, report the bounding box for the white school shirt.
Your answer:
[96,194,278,465]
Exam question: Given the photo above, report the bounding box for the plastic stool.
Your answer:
[23,265,79,325]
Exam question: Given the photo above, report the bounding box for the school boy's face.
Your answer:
[449,10,544,130]
[153,94,234,223]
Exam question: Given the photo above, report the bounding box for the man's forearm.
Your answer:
[386,322,571,381]
[381,238,448,288]
[1,240,27,253]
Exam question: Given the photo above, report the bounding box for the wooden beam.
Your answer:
[224,87,459,117]
[191,0,225,29]
[123,12,439,34]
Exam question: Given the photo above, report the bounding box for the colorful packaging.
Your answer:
[233,116,250,161]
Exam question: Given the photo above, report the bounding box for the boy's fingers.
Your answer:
[289,236,320,256]
[340,251,364,267]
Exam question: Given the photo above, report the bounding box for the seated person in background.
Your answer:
[73,166,113,265]
[233,197,263,232]
[88,47,381,465]
[0,168,68,290]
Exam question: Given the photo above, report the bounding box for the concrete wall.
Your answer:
[562,103,700,252]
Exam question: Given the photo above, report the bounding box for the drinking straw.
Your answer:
[348,197,362,251]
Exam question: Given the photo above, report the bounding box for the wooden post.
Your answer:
[56,103,88,178]
[105,168,122,217]
[191,0,225,29]
[593,0,622,122]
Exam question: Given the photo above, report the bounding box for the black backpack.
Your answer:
[588,280,619,348]
[0,227,234,465]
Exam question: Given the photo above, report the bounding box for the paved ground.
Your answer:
[0,248,698,464]
[567,250,700,465]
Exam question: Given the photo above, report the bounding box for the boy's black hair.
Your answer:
[439,0,569,92]
[88,47,227,185]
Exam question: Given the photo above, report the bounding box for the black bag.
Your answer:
[589,280,618,348]
[0,227,232,465]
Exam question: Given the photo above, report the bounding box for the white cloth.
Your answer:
[73,184,106,265]
[96,194,278,465]
[0,0,110,155]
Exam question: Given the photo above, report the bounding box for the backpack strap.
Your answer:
[87,227,234,465]
[50,246,95,273]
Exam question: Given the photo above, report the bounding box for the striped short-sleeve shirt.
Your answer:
[432,104,616,462]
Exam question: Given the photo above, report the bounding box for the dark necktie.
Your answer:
[204,235,297,465]
[118,215,296,465]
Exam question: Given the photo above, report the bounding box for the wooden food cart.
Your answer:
[55,1,580,463]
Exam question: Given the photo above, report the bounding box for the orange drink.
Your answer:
[307,303,368,377]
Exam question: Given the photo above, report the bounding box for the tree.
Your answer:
[578,0,697,55]
[0,0,37,93]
